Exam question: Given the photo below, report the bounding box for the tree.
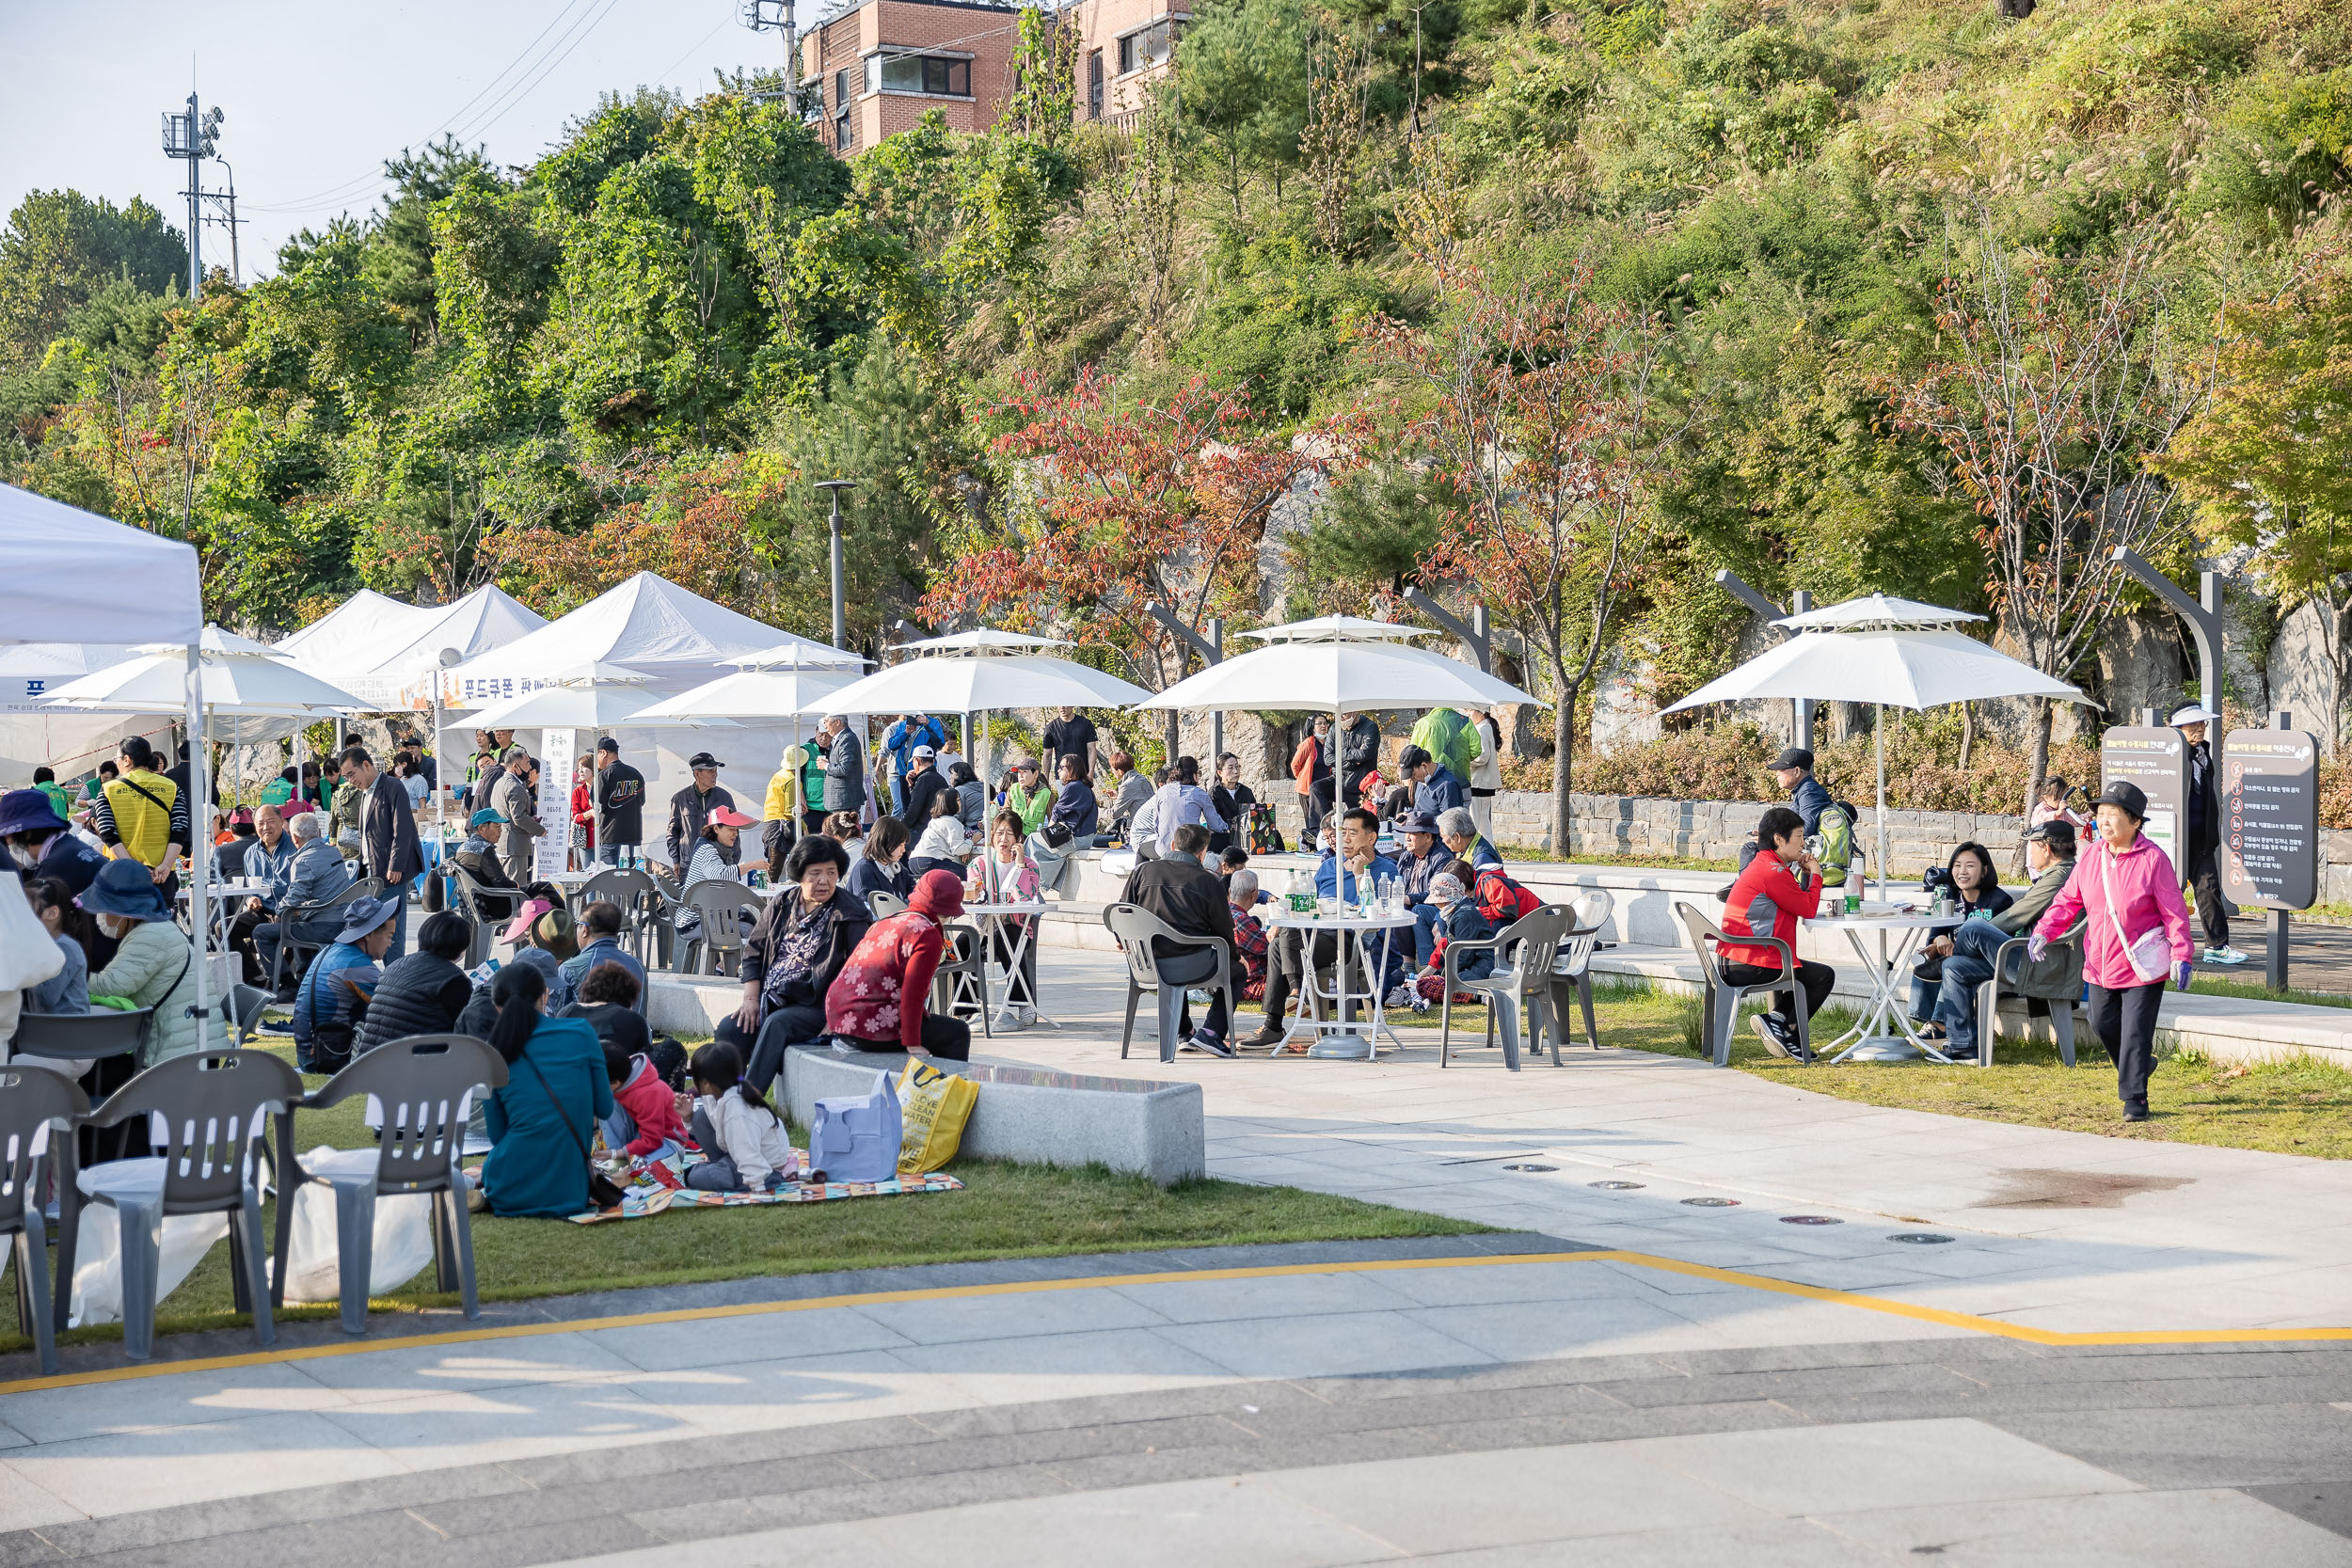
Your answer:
[999,6,1079,146]
[2153,236,2352,750]
[366,137,501,344]
[1358,252,1680,851]
[923,367,1318,749]
[0,190,186,366]
[1092,88,1184,362]
[1180,0,1311,222]
[1886,217,2213,816]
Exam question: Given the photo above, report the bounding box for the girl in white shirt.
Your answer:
[907,789,972,879]
[685,1041,796,1191]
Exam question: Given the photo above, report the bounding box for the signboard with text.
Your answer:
[2220,727,2318,911]
[2100,726,2188,874]
[534,727,576,880]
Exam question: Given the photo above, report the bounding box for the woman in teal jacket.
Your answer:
[478,962,613,1218]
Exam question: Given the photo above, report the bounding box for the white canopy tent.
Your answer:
[632,645,867,752]
[0,643,170,784]
[1662,625,2088,891]
[1,483,212,1045]
[276,584,548,709]
[440,574,858,855]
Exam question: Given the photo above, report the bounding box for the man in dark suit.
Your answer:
[1119,822,1238,1056]
[341,744,422,960]
[822,715,867,817]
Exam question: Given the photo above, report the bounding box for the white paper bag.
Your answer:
[277,1147,437,1305]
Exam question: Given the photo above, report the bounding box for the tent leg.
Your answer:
[186,648,212,1049]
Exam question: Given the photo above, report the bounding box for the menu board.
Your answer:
[2100,726,2188,872]
[534,727,576,880]
[2220,727,2318,911]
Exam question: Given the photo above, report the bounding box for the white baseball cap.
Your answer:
[2169,704,2219,727]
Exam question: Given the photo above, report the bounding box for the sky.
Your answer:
[0,0,808,281]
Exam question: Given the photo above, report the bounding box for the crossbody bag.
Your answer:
[2098,847,2173,984]
[518,1052,628,1212]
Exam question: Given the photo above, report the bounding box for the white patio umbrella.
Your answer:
[1662,626,2087,892]
[43,626,373,718]
[633,647,868,728]
[802,637,1153,782]
[1772,594,1983,631]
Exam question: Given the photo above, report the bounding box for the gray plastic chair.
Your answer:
[867,891,909,920]
[62,1047,306,1360]
[1969,913,2087,1068]
[1439,904,1571,1071]
[928,924,993,1039]
[447,866,516,965]
[576,868,662,963]
[648,867,687,968]
[226,983,275,1048]
[1104,903,1235,1063]
[676,879,762,975]
[1546,890,1616,1055]
[0,1066,89,1370]
[1676,900,1810,1068]
[271,1034,510,1332]
[7,1006,152,1069]
[270,877,387,993]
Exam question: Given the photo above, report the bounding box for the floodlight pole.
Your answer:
[2111,550,2223,729]
[1146,603,1222,762]
[1401,589,1490,673]
[1712,571,1812,752]
[817,480,854,654]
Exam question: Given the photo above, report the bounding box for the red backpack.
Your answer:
[1472,865,1542,927]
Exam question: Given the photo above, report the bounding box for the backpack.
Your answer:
[1247,802,1285,854]
[1814,800,1859,881]
[1472,864,1542,927]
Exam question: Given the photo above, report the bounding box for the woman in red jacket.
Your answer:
[1718,805,1835,1059]
[824,868,972,1060]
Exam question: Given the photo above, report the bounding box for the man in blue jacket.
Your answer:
[1402,746,1468,820]
[1242,808,1398,1049]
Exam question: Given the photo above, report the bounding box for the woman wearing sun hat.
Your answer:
[80,859,227,1066]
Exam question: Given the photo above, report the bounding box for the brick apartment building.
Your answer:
[798,0,1184,156]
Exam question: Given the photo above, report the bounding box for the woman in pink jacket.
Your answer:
[2030,781,2194,1122]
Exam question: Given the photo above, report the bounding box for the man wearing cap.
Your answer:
[2171,704,2246,965]
[820,715,867,822]
[0,788,105,896]
[250,809,355,991]
[882,714,945,814]
[897,742,950,833]
[291,894,397,1073]
[594,738,645,864]
[1737,746,1835,871]
[342,745,424,961]
[453,809,524,924]
[667,752,741,871]
[1918,817,2082,1062]
[1391,810,1459,972]
[489,745,546,885]
[1402,745,1468,821]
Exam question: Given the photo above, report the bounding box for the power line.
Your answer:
[443,0,631,147]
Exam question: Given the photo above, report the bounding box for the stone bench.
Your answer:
[782,1046,1206,1188]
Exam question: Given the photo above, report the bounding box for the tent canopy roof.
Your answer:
[447,574,853,690]
[3,483,203,647]
[1773,594,1984,631]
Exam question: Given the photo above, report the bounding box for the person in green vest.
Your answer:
[799,738,828,834]
[31,768,71,823]
[261,765,298,807]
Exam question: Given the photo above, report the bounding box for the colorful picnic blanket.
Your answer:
[568,1148,963,1224]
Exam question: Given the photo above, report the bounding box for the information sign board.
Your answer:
[2219,727,2319,911]
[2100,726,2188,873]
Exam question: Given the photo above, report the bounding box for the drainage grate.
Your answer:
[1588,1180,1645,1190]
[1503,1163,1558,1172]
[1889,1232,1955,1244]
[1680,1196,1740,1208]
[1781,1214,1842,1226]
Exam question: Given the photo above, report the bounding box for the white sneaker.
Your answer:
[1385,984,1417,1008]
[2203,945,2250,966]
[1015,1003,1039,1025]
[992,1008,1028,1032]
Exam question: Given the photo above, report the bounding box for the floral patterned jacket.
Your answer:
[824,910,946,1052]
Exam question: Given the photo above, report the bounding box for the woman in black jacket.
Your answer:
[846,817,914,914]
[1048,755,1100,843]
[719,836,874,1094]
[354,912,476,1053]
[1208,752,1256,855]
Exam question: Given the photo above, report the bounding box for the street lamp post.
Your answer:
[817,480,855,654]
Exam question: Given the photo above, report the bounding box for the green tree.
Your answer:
[0,190,186,365]
[365,136,502,344]
[1180,0,1312,221]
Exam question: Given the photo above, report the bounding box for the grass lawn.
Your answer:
[5,1044,1484,1354]
[1580,986,2352,1161]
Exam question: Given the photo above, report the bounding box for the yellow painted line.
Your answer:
[4,1250,2346,1399]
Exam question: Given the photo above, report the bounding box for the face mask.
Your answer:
[5,840,37,871]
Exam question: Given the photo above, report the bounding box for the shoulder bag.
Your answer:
[2097,846,2173,984]
[518,1049,628,1212]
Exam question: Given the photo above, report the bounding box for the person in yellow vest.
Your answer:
[90,735,188,893]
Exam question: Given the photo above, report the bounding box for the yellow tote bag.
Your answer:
[897,1059,977,1173]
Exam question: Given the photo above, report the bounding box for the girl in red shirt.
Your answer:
[1717,805,1835,1059]
[825,869,973,1059]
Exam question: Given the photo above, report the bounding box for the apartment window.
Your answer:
[1088,49,1104,117]
[1118,18,1173,75]
[834,67,851,107]
[865,52,972,97]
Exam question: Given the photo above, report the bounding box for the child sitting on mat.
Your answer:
[603,1037,691,1163]
[686,1040,797,1192]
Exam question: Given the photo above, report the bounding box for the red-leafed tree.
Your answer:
[1357,256,1679,851]
[925,367,1323,750]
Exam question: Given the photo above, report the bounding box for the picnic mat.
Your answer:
[568,1148,964,1225]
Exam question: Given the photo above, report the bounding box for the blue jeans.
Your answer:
[1931,918,2021,1057]
[1411,903,1443,966]
[599,1105,679,1164]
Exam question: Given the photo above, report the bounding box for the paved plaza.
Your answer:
[0,945,2345,1564]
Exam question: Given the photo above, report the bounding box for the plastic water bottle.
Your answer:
[1844,863,1864,916]
[1286,864,1315,917]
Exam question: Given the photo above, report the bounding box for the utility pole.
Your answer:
[739,0,800,104]
[161,92,221,299]
[817,480,854,653]
[202,159,246,286]
[1711,571,1813,752]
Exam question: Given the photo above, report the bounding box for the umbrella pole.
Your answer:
[1875,703,1888,899]
[186,651,211,1047]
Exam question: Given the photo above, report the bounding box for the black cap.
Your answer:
[596,736,618,754]
[2094,781,2146,818]
[2024,818,2076,852]
[688,752,723,769]
[1771,747,1814,772]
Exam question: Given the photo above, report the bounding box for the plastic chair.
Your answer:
[1970,914,2087,1068]
[576,868,661,964]
[0,1067,89,1370]
[226,984,275,1048]
[1675,900,1809,1068]
[447,866,517,966]
[271,1034,510,1332]
[1439,904,1571,1071]
[647,866,687,968]
[269,877,387,994]
[676,879,761,976]
[867,891,909,920]
[1546,890,1617,1055]
[7,1006,152,1069]
[930,925,993,1039]
[62,1048,306,1360]
[1104,903,1235,1064]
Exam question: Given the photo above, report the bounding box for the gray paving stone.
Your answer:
[2243,1480,2352,1542]
[1990,1402,2352,1489]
